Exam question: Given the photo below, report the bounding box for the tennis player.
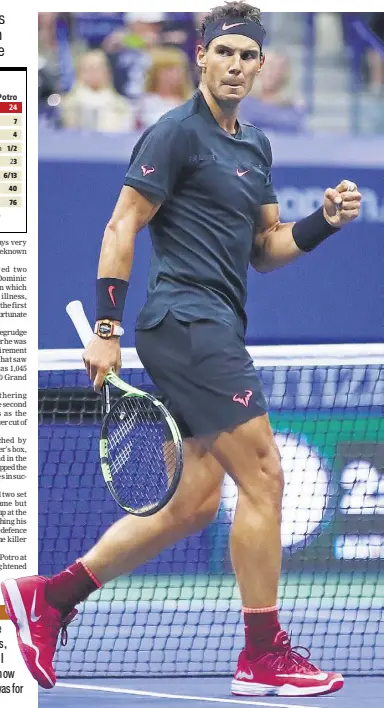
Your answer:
[2,2,362,697]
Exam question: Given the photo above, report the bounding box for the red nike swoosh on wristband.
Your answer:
[108,285,116,306]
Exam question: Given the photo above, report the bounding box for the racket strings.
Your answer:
[106,396,178,512]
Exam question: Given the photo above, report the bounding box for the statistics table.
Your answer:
[0,67,26,233]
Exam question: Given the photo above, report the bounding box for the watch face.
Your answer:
[98,321,113,338]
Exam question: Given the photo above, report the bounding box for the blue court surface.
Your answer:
[39,677,384,708]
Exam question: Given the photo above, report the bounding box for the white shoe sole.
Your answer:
[231,675,344,697]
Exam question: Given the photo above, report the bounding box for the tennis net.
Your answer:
[38,343,384,677]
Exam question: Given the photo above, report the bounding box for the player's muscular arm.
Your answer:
[98,185,160,280]
[251,181,361,273]
[250,203,302,273]
[84,186,160,391]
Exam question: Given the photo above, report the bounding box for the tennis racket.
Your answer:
[66,300,183,516]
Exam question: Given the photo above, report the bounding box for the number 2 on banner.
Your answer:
[340,460,384,514]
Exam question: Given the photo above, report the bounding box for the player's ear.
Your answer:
[256,53,265,75]
[196,44,207,73]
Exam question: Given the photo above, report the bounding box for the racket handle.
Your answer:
[101,383,111,414]
[66,300,94,347]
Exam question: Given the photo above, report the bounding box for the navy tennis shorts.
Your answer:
[135,312,268,439]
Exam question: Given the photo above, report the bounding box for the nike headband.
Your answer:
[203,17,266,50]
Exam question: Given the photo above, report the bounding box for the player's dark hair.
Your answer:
[200,1,264,39]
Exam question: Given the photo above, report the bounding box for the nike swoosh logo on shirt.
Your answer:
[237,169,250,177]
[222,22,246,30]
[276,672,329,681]
[30,590,41,623]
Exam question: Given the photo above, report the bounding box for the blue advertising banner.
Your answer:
[38,159,383,348]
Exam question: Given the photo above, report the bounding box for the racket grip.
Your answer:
[101,383,111,414]
[66,300,94,347]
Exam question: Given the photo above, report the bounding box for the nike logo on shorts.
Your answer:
[233,390,253,407]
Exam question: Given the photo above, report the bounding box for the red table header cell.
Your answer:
[0,102,22,113]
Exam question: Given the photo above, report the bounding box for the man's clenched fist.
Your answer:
[323,180,362,228]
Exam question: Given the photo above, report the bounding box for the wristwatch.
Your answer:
[94,320,124,339]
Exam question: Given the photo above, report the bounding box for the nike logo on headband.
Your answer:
[222,21,246,30]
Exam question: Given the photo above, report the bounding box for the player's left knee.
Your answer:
[260,440,284,510]
[244,436,283,511]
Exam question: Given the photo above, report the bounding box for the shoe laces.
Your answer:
[271,635,317,674]
[59,609,78,647]
[47,608,77,648]
[277,645,317,673]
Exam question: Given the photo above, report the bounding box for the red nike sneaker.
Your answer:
[232,630,344,697]
[1,576,77,689]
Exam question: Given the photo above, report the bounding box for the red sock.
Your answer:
[45,561,101,616]
[243,606,281,659]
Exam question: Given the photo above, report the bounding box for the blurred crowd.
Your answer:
[365,13,384,93]
[38,11,305,135]
[39,12,384,136]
